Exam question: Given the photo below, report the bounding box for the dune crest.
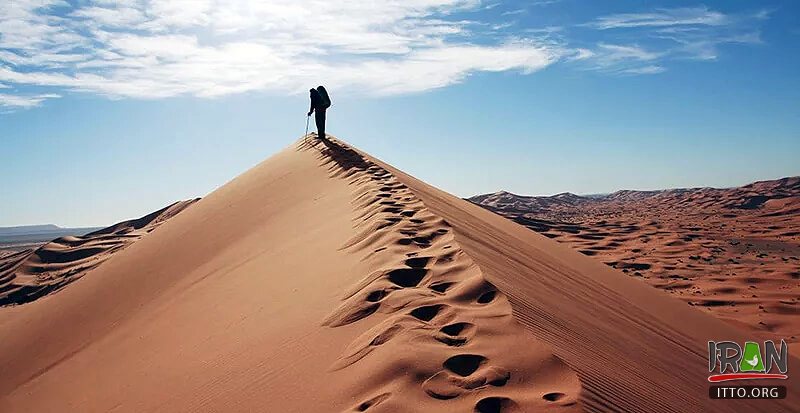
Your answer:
[302,138,581,411]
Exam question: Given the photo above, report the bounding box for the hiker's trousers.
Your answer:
[315,109,326,139]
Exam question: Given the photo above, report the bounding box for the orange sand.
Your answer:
[0,200,197,306]
[471,179,800,345]
[0,137,795,412]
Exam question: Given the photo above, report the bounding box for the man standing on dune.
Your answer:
[308,86,331,140]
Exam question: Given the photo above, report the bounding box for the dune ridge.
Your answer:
[0,199,198,306]
[302,138,582,411]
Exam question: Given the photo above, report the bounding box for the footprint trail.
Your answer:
[300,136,583,412]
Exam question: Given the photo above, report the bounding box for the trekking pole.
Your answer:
[304,115,310,143]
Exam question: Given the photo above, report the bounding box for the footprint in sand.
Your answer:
[309,139,581,412]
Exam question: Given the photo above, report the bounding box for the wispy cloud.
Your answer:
[652,26,762,61]
[501,9,526,16]
[0,92,60,108]
[577,6,768,75]
[0,0,562,108]
[620,65,666,75]
[500,0,559,16]
[576,43,664,75]
[529,0,562,7]
[586,6,728,30]
[0,2,772,109]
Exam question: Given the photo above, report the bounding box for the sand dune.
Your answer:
[0,199,197,306]
[0,137,795,412]
[471,179,800,346]
[313,140,581,411]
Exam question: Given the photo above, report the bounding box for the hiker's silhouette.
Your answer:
[308,86,331,139]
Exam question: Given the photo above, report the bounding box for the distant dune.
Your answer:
[0,224,63,235]
[0,136,794,412]
[0,200,198,306]
[470,177,800,345]
[0,224,103,251]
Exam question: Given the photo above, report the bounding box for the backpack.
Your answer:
[317,86,331,109]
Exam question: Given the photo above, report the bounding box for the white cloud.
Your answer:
[0,0,562,108]
[530,0,562,6]
[596,43,662,61]
[586,7,728,30]
[579,6,767,74]
[0,50,89,67]
[569,48,594,61]
[653,27,762,61]
[577,43,664,75]
[0,92,60,108]
[621,65,666,75]
[0,2,772,107]
[70,6,147,27]
[350,41,558,95]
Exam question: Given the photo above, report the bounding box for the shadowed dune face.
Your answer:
[0,137,796,412]
[470,179,800,344]
[0,199,198,306]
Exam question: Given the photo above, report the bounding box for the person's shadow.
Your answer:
[311,137,371,173]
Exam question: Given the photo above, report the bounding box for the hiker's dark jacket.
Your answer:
[309,89,325,113]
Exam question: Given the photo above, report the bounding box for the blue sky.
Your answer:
[1,0,799,227]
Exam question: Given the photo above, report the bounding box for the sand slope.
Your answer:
[0,137,795,412]
[471,180,800,345]
[0,199,197,306]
